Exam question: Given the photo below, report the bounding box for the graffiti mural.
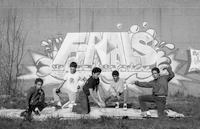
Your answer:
[19,22,196,97]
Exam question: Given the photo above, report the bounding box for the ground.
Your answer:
[0,95,200,129]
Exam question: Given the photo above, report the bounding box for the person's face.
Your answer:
[112,75,119,82]
[92,72,100,79]
[70,67,76,74]
[152,70,160,80]
[35,81,43,89]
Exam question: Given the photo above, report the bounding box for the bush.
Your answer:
[0,96,26,109]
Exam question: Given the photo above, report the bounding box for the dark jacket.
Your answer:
[83,76,99,96]
[135,66,175,96]
[26,87,45,106]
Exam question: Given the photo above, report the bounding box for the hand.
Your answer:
[56,88,61,94]
[131,80,136,84]
[83,77,87,82]
[160,63,170,70]
[133,80,139,86]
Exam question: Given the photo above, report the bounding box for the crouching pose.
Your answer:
[72,67,105,114]
[134,63,175,118]
[20,78,46,121]
[105,70,128,110]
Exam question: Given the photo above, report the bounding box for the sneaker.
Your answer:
[20,111,28,117]
[26,114,32,121]
[20,110,32,121]
[123,104,127,111]
[115,102,119,109]
[34,108,40,115]
[141,111,151,118]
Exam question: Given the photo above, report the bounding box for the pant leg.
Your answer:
[22,105,35,121]
[155,97,166,117]
[53,88,60,102]
[66,89,77,103]
[122,88,128,104]
[27,104,35,115]
[105,95,118,105]
[138,95,155,112]
[72,91,90,114]
[36,102,47,111]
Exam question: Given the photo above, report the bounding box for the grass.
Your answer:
[0,116,200,129]
[0,94,200,129]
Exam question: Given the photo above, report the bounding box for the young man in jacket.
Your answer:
[20,78,46,121]
[134,63,175,118]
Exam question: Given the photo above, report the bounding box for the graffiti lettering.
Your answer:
[52,64,64,70]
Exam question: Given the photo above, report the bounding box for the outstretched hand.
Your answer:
[160,63,171,70]
[56,88,61,94]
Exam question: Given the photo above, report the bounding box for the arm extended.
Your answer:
[134,80,154,88]
[89,89,104,107]
[165,65,175,81]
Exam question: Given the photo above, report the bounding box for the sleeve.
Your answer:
[96,78,100,91]
[40,89,45,103]
[110,81,115,89]
[123,79,128,90]
[122,79,127,89]
[26,87,34,106]
[85,78,94,89]
[88,80,95,89]
[135,80,154,88]
[63,73,68,80]
[165,66,175,81]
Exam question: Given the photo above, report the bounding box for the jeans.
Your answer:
[27,102,47,115]
[138,95,166,117]
[105,88,128,105]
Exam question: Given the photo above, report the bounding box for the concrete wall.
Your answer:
[0,0,200,59]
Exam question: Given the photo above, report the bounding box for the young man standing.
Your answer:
[53,62,82,109]
[134,64,175,118]
[20,78,46,121]
[105,70,128,110]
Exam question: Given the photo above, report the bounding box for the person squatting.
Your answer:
[105,70,128,110]
[20,78,47,121]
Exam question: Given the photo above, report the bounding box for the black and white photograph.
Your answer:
[0,0,200,128]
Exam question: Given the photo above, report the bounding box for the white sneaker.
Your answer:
[141,111,151,117]
[123,104,127,111]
